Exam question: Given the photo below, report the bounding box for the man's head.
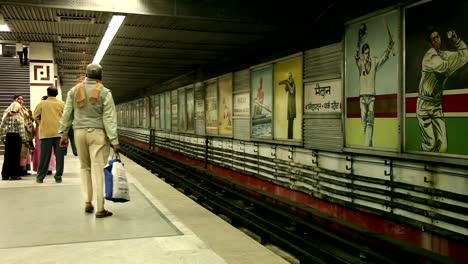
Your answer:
[13,94,24,105]
[427,27,441,50]
[361,43,370,60]
[86,63,102,80]
[47,86,58,97]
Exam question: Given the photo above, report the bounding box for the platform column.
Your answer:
[29,42,61,111]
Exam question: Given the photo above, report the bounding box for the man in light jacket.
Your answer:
[59,63,120,218]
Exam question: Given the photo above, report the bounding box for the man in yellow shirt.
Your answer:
[33,87,65,183]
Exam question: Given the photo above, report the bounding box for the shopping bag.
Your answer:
[104,154,130,203]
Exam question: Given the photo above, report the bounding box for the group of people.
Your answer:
[0,92,76,181]
[0,63,120,218]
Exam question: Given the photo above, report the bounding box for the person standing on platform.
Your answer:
[33,87,65,183]
[59,63,120,219]
[1,102,26,180]
[12,95,35,176]
[32,95,56,175]
[15,42,28,66]
[3,95,35,176]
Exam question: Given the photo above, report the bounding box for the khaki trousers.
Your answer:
[75,128,110,212]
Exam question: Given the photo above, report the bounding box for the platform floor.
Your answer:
[0,153,288,264]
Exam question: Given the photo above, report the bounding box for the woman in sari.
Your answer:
[1,102,26,180]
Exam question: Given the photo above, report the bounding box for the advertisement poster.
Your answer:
[164,91,171,130]
[273,56,303,141]
[405,1,468,155]
[251,66,273,138]
[304,79,342,113]
[186,87,194,131]
[345,10,399,149]
[234,93,249,117]
[171,90,178,131]
[154,95,159,130]
[205,81,218,134]
[218,75,233,135]
[159,93,165,129]
[178,88,186,131]
[195,99,204,119]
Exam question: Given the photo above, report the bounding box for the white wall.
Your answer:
[29,42,53,60]
[28,42,62,111]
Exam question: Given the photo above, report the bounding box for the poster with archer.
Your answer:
[345,10,400,150]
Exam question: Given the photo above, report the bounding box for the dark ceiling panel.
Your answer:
[0,0,414,103]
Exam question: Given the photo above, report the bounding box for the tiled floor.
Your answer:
[0,153,288,264]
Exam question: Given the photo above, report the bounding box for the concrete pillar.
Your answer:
[29,42,62,111]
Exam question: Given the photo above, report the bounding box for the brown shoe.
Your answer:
[96,210,113,218]
[85,203,94,213]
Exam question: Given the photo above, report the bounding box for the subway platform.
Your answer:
[0,153,288,264]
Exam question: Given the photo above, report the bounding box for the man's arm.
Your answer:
[444,31,468,76]
[355,44,361,64]
[376,39,394,69]
[102,91,120,152]
[287,82,296,96]
[32,102,42,122]
[59,89,74,137]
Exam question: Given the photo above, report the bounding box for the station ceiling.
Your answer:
[0,0,407,103]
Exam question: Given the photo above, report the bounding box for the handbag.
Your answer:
[104,154,130,203]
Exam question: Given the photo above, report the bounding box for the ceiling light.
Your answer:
[92,15,125,64]
[0,24,10,32]
[0,14,10,32]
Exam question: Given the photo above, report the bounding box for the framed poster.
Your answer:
[186,86,194,132]
[345,10,400,150]
[178,88,187,131]
[159,93,165,130]
[273,56,303,141]
[171,90,178,131]
[154,94,160,130]
[234,93,249,117]
[205,81,218,134]
[164,91,171,130]
[218,75,233,136]
[251,66,273,138]
[405,1,468,156]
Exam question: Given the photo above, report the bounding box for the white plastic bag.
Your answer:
[104,155,130,203]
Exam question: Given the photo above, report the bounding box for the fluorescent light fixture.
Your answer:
[0,24,10,32]
[0,15,9,32]
[92,15,125,64]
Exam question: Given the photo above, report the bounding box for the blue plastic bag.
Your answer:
[104,154,130,203]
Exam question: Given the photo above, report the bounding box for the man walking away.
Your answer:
[59,63,120,219]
